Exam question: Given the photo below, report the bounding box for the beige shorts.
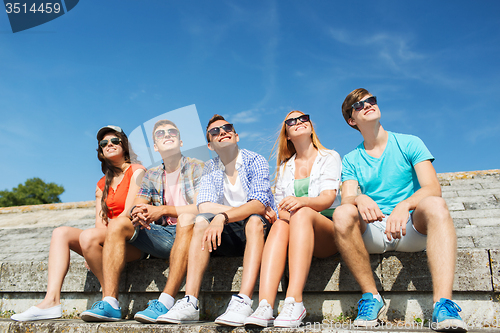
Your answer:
[361,213,427,254]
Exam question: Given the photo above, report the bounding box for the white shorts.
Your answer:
[361,213,427,254]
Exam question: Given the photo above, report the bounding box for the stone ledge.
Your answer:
[1,250,495,293]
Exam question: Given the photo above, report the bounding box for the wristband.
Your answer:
[129,205,137,218]
[218,212,229,225]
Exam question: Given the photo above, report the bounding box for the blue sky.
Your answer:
[1,1,499,203]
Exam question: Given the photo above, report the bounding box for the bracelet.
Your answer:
[218,212,229,225]
[129,205,137,218]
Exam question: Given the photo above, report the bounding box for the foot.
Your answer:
[353,293,386,327]
[156,296,199,324]
[215,294,253,327]
[11,305,62,321]
[80,301,121,322]
[431,298,467,332]
[134,300,168,324]
[245,299,274,327]
[273,297,306,328]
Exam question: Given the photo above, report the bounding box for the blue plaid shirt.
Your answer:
[197,149,276,213]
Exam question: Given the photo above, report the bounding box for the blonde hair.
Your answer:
[270,110,326,186]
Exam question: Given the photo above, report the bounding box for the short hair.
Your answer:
[152,119,180,141]
[206,114,235,142]
[341,88,371,131]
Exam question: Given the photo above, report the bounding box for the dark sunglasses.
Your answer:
[207,123,234,137]
[154,128,179,140]
[284,114,310,127]
[99,137,121,148]
[352,96,377,112]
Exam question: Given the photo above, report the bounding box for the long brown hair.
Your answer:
[269,110,326,185]
[97,129,139,224]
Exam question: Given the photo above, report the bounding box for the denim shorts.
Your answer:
[197,213,270,257]
[128,223,176,259]
[362,213,427,254]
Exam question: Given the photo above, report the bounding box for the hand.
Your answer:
[385,202,410,241]
[202,214,225,252]
[131,205,151,230]
[355,195,385,223]
[264,206,277,224]
[84,260,91,271]
[278,196,307,213]
[136,204,165,224]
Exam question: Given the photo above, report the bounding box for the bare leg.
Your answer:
[102,217,142,299]
[162,213,195,296]
[79,228,106,286]
[333,204,378,294]
[239,216,266,298]
[412,196,456,302]
[257,219,289,306]
[286,207,337,302]
[37,227,83,309]
[184,216,211,298]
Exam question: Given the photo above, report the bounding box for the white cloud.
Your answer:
[230,109,261,124]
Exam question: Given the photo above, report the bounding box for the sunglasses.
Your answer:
[207,123,234,137]
[99,137,121,148]
[352,96,377,112]
[154,128,179,140]
[284,114,310,127]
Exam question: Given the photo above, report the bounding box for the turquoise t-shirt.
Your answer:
[341,131,434,215]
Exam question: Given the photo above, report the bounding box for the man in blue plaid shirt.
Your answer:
[157,114,276,326]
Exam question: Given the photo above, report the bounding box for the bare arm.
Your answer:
[341,179,385,223]
[385,160,441,240]
[117,168,146,218]
[94,186,106,229]
[278,189,336,213]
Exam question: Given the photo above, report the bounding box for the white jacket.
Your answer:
[274,149,341,209]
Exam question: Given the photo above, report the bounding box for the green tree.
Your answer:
[0,177,65,207]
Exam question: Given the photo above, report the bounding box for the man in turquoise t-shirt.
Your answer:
[334,88,466,332]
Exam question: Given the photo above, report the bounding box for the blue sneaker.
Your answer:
[353,293,386,327]
[80,301,121,322]
[431,298,467,332]
[134,300,168,323]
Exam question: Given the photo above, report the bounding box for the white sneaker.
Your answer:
[274,297,306,328]
[11,305,62,321]
[245,299,274,327]
[156,296,199,324]
[215,294,253,326]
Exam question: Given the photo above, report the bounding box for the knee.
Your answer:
[51,226,72,240]
[107,216,132,235]
[417,196,451,223]
[177,213,196,229]
[79,229,100,251]
[245,215,264,235]
[193,215,209,236]
[332,204,359,234]
[289,206,315,226]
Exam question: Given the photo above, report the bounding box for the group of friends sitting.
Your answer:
[11,88,467,332]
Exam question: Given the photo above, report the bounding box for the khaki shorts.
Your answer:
[361,213,427,254]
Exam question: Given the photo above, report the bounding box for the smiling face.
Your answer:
[207,119,239,151]
[348,94,381,129]
[101,133,124,161]
[153,124,182,156]
[285,111,312,141]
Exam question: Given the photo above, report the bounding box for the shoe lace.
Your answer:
[280,302,294,318]
[227,297,244,311]
[357,298,376,317]
[147,300,163,312]
[437,299,462,316]
[90,301,105,310]
[171,298,191,311]
[254,304,271,317]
